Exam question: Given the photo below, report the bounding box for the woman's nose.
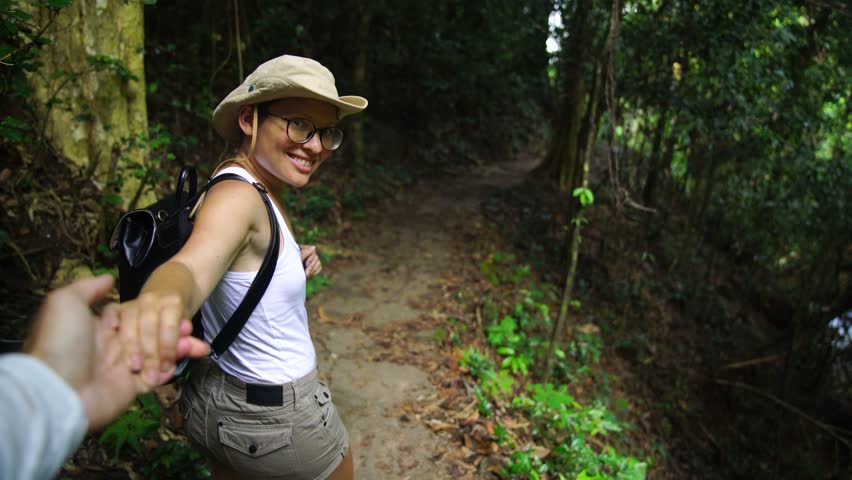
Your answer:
[303,132,323,152]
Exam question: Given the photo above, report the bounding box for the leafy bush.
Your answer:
[464,253,648,479]
[480,251,532,286]
[505,383,646,479]
[99,394,209,478]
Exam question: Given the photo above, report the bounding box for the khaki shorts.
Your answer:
[180,358,348,480]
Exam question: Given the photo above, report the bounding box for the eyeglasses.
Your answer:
[266,113,343,151]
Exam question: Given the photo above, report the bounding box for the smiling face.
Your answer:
[237,97,337,190]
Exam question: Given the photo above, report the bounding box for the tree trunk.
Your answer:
[545,202,585,380]
[554,75,587,191]
[536,0,594,189]
[694,152,718,227]
[631,123,649,191]
[642,107,669,206]
[24,1,150,208]
[351,6,373,166]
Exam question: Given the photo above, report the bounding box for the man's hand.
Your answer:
[25,275,209,431]
[301,245,322,278]
[78,309,206,430]
[25,275,116,390]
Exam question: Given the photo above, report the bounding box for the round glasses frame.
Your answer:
[265,113,343,151]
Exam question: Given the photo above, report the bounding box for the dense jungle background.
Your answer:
[1,0,850,478]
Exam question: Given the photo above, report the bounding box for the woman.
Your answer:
[115,55,367,480]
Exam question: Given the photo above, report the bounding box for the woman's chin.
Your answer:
[287,173,311,188]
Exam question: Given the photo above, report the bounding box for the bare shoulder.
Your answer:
[167,178,268,300]
[196,179,266,229]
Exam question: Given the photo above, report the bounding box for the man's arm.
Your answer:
[0,275,209,480]
[0,353,88,480]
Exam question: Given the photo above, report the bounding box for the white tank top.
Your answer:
[199,166,316,384]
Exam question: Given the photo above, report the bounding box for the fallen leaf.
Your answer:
[461,409,480,426]
[532,444,551,459]
[425,419,457,432]
[317,306,332,323]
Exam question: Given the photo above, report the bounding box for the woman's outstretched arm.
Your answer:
[116,180,266,385]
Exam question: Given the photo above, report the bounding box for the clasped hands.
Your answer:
[24,274,208,432]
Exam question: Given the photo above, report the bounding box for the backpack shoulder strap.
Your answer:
[194,174,281,357]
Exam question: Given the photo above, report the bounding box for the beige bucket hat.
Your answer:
[212,55,368,143]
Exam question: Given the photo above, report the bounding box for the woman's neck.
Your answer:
[230,152,285,198]
[225,152,296,237]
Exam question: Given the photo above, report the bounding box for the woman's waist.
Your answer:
[216,361,319,407]
[214,345,317,385]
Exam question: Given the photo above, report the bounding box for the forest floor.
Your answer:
[307,156,539,479]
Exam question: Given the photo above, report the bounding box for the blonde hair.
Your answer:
[212,105,260,176]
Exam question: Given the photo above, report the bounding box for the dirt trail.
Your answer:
[308,158,535,479]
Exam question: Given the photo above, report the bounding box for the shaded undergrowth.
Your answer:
[477,174,850,479]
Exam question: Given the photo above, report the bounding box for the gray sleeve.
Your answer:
[0,353,88,480]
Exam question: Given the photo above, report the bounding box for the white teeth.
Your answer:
[292,156,313,167]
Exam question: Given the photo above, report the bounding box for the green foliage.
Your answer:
[87,54,138,81]
[141,440,209,479]
[99,393,161,457]
[487,316,532,376]
[573,187,595,207]
[45,0,71,8]
[526,383,581,412]
[0,115,28,142]
[294,224,332,300]
[502,448,546,479]
[107,124,188,209]
[467,256,646,479]
[99,394,209,478]
[567,331,603,369]
[460,347,494,379]
[306,273,330,299]
[615,2,852,390]
[480,252,532,286]
[0,0,71,152]
[505,383,645,480]
[487,316,522,348]
[473,384,495,418]
[285,184,337,224]
[482,282,561,381]
[338,160,413,220]
[298,225,326,247]
[499,347,532,376]
[433,327,448,344]
[460,347,515,398]
[357,0,550,163]
[571,184,594,229]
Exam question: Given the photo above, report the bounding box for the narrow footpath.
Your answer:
[308,158,536,479]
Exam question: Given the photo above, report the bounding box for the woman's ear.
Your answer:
[237,105,255,136]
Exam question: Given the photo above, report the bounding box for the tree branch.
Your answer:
[715,379,852,450]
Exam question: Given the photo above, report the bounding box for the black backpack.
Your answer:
[110,166,280,379]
